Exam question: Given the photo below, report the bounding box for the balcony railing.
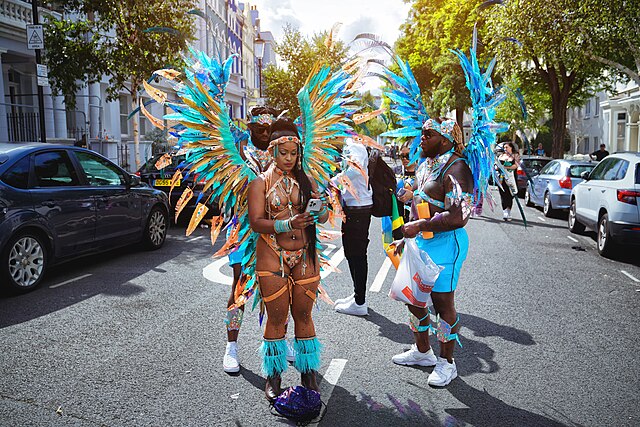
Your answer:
[0,0,61,30]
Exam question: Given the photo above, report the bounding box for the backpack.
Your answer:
[368,149,397,218]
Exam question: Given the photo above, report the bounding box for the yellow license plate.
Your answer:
[154,179,180,186]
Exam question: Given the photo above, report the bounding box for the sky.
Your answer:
[248,0,412,48]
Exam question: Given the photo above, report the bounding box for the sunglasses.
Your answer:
[400,154,410,159]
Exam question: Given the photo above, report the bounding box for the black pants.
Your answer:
[342,207,372,305]
[499,178,513,210]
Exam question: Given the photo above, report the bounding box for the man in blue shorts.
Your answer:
[392,117,473,386]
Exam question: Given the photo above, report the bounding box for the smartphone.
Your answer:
[397,188,407,198]
[305,198,323,213]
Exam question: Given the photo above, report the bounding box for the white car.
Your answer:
[568,152,640,256]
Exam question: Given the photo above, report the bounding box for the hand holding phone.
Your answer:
[305,198,323,213]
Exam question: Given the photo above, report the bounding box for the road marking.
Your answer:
[203,257,233,285]
[370,257,393,293]
[50,274,92,289]
[537,216,546,222]
[187,236,204,242]
[321,247,345,280]
[310,358,347,425]
[567,236,579,243]
[621,270,640,283]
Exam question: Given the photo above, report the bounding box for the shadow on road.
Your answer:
[0,233,209,328]
[365,308,415,345]
[471,215,568,231]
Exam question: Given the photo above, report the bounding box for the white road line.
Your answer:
[202,257,233,285]
[187,236,204,242]
[310,358,347,425]
[537,216,546,222]
[50,274,92,289]
[321,247,345,280]
[567,236,579,243]
[370,257,393,293]
[621,270,640,283]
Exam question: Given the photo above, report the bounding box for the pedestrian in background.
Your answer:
[497,142,519,222]
[590,144,609,161]
[534,143,546,156]
[395,142,417,236]
[332,138,373,316]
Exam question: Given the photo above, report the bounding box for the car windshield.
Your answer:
[636,163,640,184]
[522,159,551,171]
[569,164,595,178]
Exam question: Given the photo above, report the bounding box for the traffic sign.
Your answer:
[36,64,48,78]
[27,24,44,49]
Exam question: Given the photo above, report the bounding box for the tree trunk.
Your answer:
[455,107,464,130]
[550,92,569,159]
[132,88,140,171]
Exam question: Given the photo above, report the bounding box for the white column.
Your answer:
[52,93,67,139]
[0,49,8,142]
[88,82,100,140]
[42,84,55,140]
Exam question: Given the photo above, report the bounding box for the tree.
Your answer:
[262,24,349,118]
[353,91,388,137]
[395,0,486,126]
[484,0,607,158]
[44,0,196,169]
[578,0,640,86]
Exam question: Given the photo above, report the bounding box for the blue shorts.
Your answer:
[415,228,469,293]
[227,227,243,266]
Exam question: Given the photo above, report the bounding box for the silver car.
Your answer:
[568,152,640,256]
[525,160,596,217]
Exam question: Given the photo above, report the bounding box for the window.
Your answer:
[1,155,30,189]
[584,100,591,117]
[34,151,80,187]
[569,165,595,178]
[617,112,626,147]
[601,159,625,181]
[614,160,629,180]
[74,151,125,186]
[593,136,599,153]
[539,161,558,175]
[589,158,617,180]
[594,98,599,116]
[119,96,129,136]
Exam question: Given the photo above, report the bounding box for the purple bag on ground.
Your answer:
[273,386,322,422]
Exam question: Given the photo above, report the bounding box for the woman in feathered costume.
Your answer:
[247,118,329,401]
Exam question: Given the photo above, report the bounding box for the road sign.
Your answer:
[27,24,44,49]
[37,76,49,87]
[36,64,48,78]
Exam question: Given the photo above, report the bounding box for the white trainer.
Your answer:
[392,344,437,367]
[333,293,355,307]
[335,299,368,316]
[427,357,457,386]
[223,341,240,373]
[286,340,296,363]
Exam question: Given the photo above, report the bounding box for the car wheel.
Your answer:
[2,232,48,293]
[143,206,168,250]
[568,199,586,234]
[543,192,555,217]
[597,213,617,257]
[524,189,534,207]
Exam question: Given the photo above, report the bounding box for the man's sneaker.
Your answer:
[427,357,457,386]
[223,341,240,373]
[286,340,296,363]
[333,293,355,307]
[502,209,509,221]
[392,344,437,367]
[335,299,368,316]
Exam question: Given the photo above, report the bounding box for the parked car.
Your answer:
[568,152,640,256]
[515,155,552,197]
[0,143,169,293]
[136,152,217,221]
[524,159,596,216]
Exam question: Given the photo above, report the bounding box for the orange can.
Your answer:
[416,202,434,239]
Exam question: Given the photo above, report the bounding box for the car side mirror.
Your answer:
[129,174,142,187]
[580,171,590,180]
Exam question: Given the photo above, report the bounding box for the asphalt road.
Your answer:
[1,189,639,427]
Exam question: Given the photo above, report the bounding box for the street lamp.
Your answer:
[254,34,265,101]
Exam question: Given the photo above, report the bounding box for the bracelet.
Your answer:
[318,206,328,215]
[274,219,293,233]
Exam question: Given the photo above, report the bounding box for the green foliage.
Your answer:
[262,24,349,117]
[494,74,550,135]
[395,0,486,123]
[44,0,196,108]
[353,91,388,137]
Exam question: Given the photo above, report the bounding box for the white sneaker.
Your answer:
[333,293,355,307]
[392,344,437,367]
[223,341,240,373]
[427,357,457,386]
[502,209,509,220]
[286,340,296,363]
[335,299,368,316]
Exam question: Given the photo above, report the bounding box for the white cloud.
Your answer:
[250,0,410,47]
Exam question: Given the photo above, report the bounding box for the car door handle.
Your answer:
[601,190,605,193]
[43,200,56,207]
[587,188,591,191]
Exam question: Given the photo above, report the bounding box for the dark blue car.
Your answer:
[0,143,170,293]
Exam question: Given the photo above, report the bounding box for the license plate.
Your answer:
[154,179,180,186]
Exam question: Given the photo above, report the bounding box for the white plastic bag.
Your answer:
[388,238,443,308]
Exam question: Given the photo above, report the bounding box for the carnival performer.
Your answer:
[497,142,519,222]
[395,142,418,229]
[224,106,284,374]
[247,118,330,401]
[391,118,472,387]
